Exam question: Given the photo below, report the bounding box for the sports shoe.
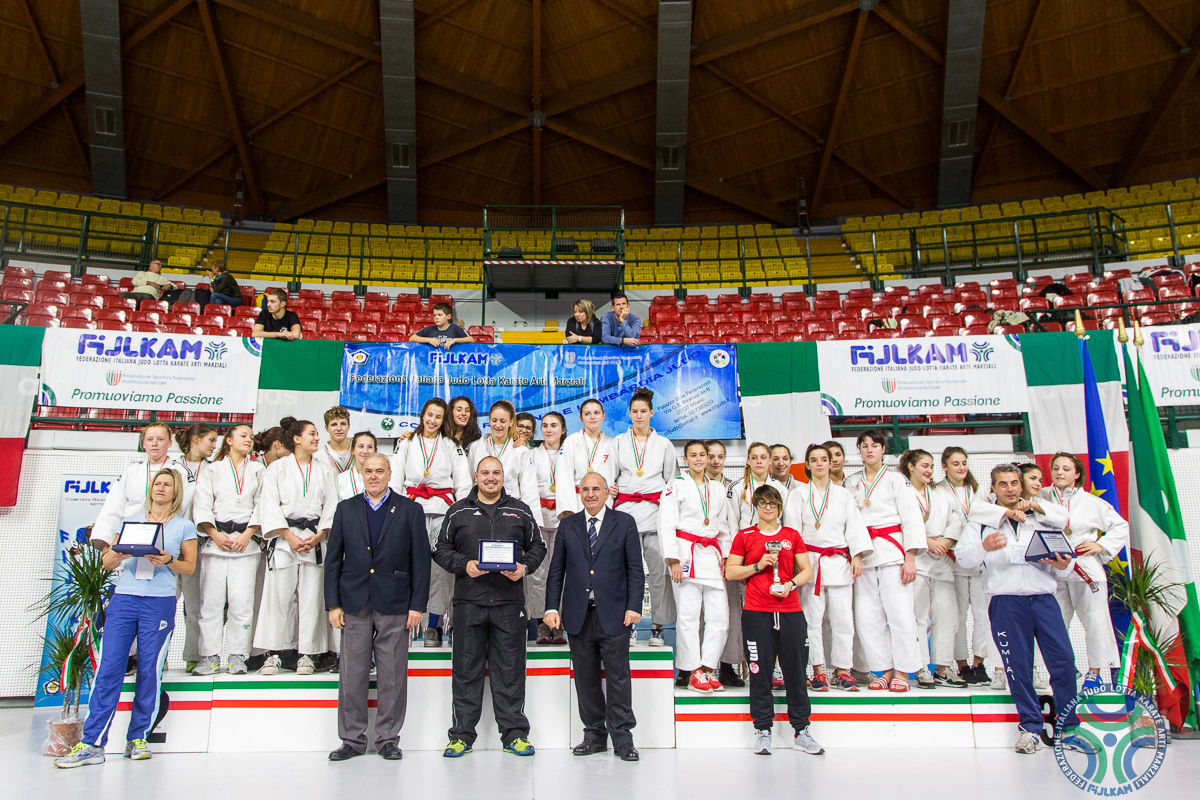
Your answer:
[675,669,690,688]
[771,665,785,690]
[185,661,199,673]
[315,652,339,672]
[425,626,443,648]
[718,662,745,688]
[1081,671,1102,690]
[649,627,665,647]
[1033,671,1049,691]
[551,629,567,645]
[688,671,713,693]
[934,666,967,687]
[753,730,772,755]
[963,664,986,685]
[124,738,152,760]
[228,654,248,675]
[1015,730,1042,754]
[990,670,1007,690]
[536,622,553,645]
[630,628,639,646]
[259,653,281,675]
[125,656,138,676]
[296,655,315,675]
[504,737,536,756]
[706,671,725,692]
[1060,733,1096,753]
[192,655,220,676]
[810,672,830,692]
[916,667,936,689]
[793,726,825,755]
[833,672,860,692]
[53,742,105,768]
[443,739,472,758]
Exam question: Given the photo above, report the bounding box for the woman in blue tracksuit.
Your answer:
[55,468,197,768]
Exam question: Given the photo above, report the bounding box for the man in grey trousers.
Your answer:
[325,455,430,760]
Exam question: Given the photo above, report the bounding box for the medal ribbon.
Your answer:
[1053,486,1074,529]
[630,429,648,475]
[350,468,361,495]
[915,485,930,518]
[747,475,761,524]
[488,435,509,460]
[585,432,601,470]
[546,447,557,490]
[694,476,711,524]
[810,484,830,527]
[228,456,245,496]
[325,444,351,473]
[862,467,887,505]
[419,434,440,475]
[295,454,311,497]
[145,460,167,499]
[955,484,972,518]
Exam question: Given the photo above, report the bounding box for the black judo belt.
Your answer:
[214,520,263,552]
[266,517,322,569]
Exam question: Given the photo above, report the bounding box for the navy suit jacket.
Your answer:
[545,507,644,638]
[324,491,430,617]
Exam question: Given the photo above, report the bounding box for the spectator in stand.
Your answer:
[411,303,474,349]
[566,299,602,344]
[253,288,302,341]
[203,261,242,309]
[601,293,640,348]
[120,259,182,304]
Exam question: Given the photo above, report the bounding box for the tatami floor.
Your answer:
[4,707,1198,800]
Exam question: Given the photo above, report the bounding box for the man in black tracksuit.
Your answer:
[433,456,546,756]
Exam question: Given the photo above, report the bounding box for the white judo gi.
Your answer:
[553,429,618,515]
[911,485,962,668]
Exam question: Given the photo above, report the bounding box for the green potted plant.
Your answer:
[32,543,113,756]
[1109,557,1184,726]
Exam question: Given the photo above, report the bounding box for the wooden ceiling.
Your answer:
[1,0,1198,226]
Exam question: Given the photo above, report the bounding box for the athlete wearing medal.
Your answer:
[611,389,679,646]
[555,399,619,515]
[785,444,871,692]
[660,441,733,693]
[91,423,188,550]
[1039,452,1129,685]
[393,399,473,646]
[468,401,540,515]
[173,423,219,671]
[335,432,377,501]
[899,449,964,689]
[191,424,265,676]
[526,412,567,644]
[768,444,796,499]
[846,429,927,692]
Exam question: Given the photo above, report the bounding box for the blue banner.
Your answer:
[339,343,741,439]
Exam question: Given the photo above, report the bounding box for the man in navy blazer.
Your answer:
[544,472,644,761]
[325,455,430,761]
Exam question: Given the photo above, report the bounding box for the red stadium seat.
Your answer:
[140,300,168,313]
[98,320,133,331]
[196,315,226,328]
[164,313,194,327]
[132,323,166,333]
[172,302,201,315]
[25,315,60,327]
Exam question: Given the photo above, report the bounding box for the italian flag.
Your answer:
[253,339,344,432]
[736,342,830,458]
[0,326,43,506]
[1124,343,1200,730]
[1019,331,1129,513]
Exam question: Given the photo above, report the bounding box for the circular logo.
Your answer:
[709,348,730,368]
[380,418,395,431]
[1053,683,1167,793]
[748,662,759,674]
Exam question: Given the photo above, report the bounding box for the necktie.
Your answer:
[589,517,599,557]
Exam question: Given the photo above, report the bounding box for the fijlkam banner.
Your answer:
[339,343,741,439]
[816,334,1029,415]
[39,329,262,412]
[1135,324,1200,407]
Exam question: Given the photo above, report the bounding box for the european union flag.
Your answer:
[1079,338,1132,641]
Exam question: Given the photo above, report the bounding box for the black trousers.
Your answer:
[743,608,811,733]
[449,602,529,746]
[570,604,636,749]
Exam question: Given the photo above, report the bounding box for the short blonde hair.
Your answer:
[573,298,596,325]
[145,468,183,517]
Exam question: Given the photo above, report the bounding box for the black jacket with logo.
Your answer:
[433,487,546,607]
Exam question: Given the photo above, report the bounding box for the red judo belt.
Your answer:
[675,529,723,579]
[540,497,557,510]
[406,485,455,505]
[806,545,850,596]
[614,492,662,508]
[867,524,904,558]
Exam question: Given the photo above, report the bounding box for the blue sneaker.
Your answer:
[1081,671,1103,690]
[649,627,665,647]
[443,739,472,758]
[504,737,536,756]
[1060,733,1096,753]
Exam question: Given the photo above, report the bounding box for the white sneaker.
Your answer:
[915,666,936,688]
[630,628,639,646]
[793,726,825,755]
[1033,671,1049,691]
[1015,730,1042,754]
[259,653,281,675]
[228,654,248,675]
[192,655,220,676]
[990,670,1007,690]
[297,655,315,675]
[753,730,772,755]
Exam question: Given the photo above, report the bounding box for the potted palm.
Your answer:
[33,543,113,756]
[1109,557,1184,733]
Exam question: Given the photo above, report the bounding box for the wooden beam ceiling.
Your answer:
[811,8,869,214]
[17,0,89,171]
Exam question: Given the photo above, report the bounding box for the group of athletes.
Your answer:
[83,390,1129,752]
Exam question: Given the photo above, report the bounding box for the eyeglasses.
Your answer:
[753,501,780,509]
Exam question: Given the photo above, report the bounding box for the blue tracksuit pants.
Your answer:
[989,593,1079,734]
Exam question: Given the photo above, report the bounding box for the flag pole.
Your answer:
[1117,317,1128,346]
[1074,309,1086,338]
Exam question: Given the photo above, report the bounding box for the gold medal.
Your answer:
[864,499,871,507]
[587,466,593,473]
[636,469,643,477]
[1064,526,1072,535]
[423,469,430,477]
[815,522,821,530]
[703,517,710,525]
[923,513,929,522]
[550,484,555,492]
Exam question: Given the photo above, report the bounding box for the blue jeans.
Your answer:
[989,593,1079,734]
[82,593,177,748]
[209,292,243,307]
